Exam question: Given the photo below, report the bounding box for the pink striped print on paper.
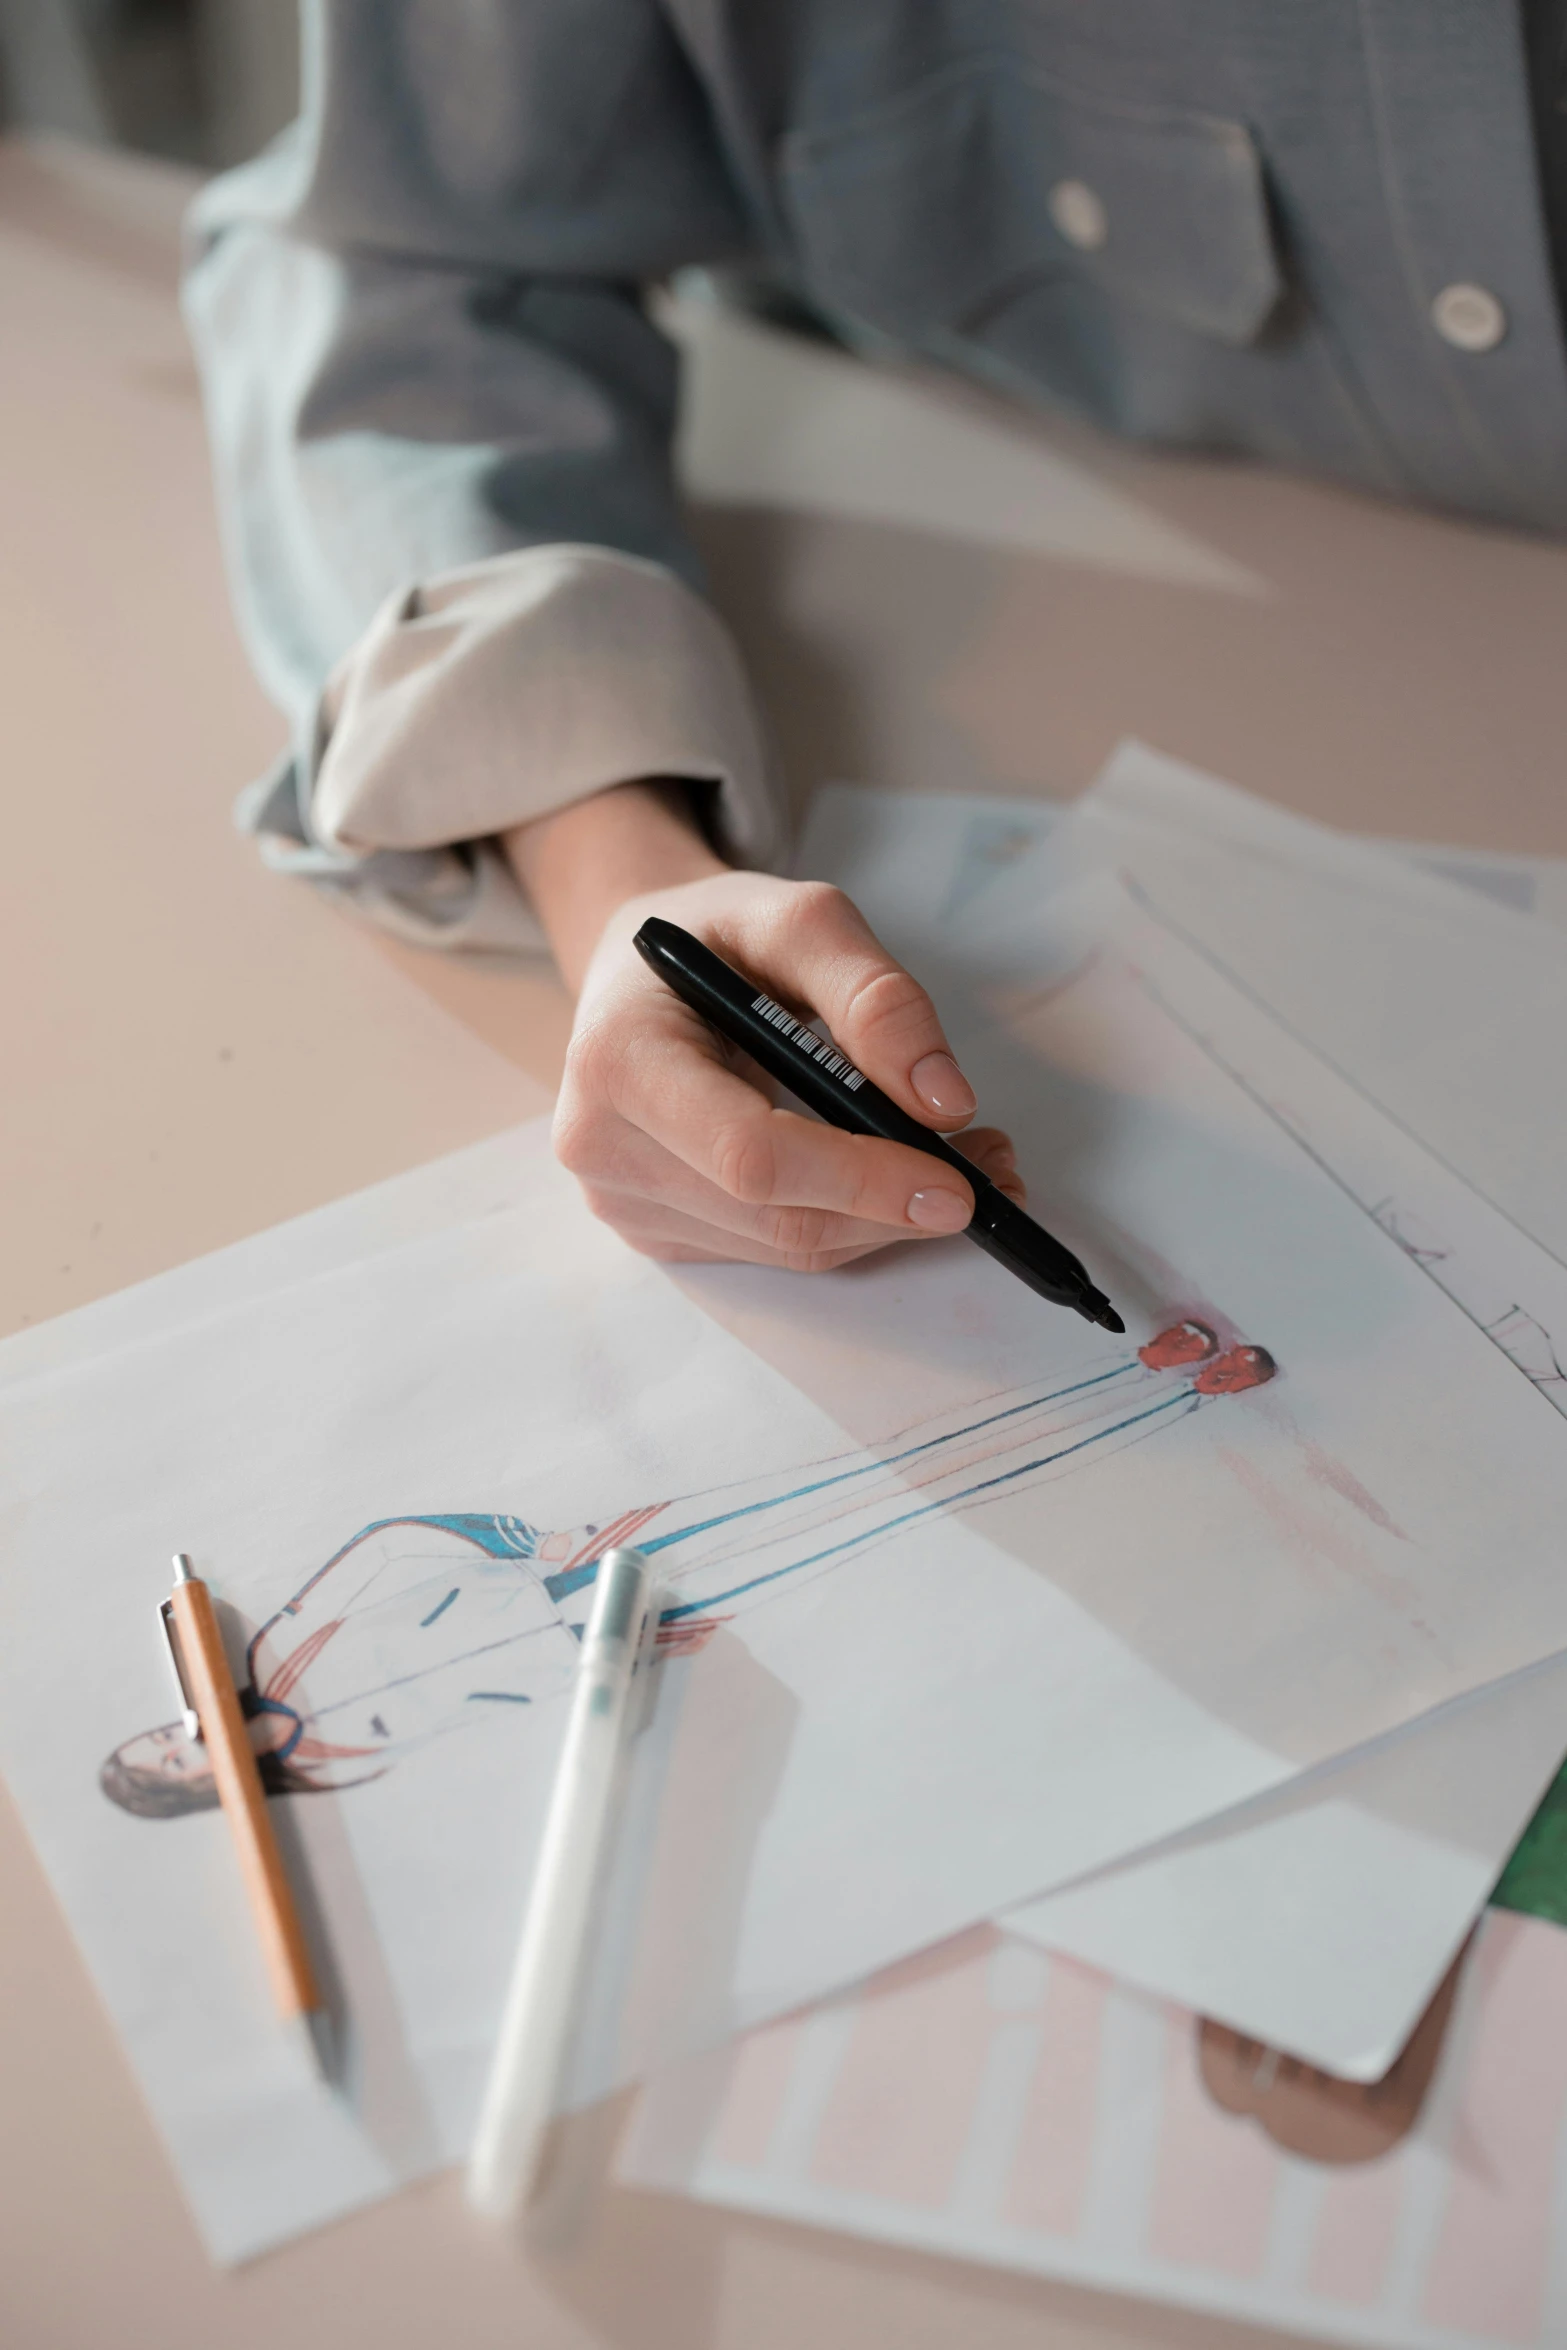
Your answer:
[1002,1954,1108,2239]
[809,1927,999,2208]
[1147,2013,1280,2277]
[1307,2154,1406,2308]
[1421,1914,1567,2343]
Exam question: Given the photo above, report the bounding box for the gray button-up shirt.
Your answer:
[187,2,1567,950]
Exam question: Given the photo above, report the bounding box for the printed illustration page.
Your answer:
[620,1910,1567,2350]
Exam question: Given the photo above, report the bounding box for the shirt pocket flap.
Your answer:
[781,59,1283,350]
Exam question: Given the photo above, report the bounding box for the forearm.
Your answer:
[503,782,727,993]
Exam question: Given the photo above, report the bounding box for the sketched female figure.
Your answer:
[102,1323,1274,1818]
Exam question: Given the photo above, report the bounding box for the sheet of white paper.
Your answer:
[0,1152,1290,2259]
[795,783,1567,2074]
[1006,1663,1567,2080]
[618,1909,1567,2350]
[825,735,1567,1265]
[794,779,1061,931]
[11,921,1567,2258]
[1061,742,1567,1263]
[794,770,1567,948]
[994,890,1567,2073]
[0,1125,539,1391]
[1081,747,1548,935]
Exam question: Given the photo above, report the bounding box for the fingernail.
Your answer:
[910,1052,977,1119]
[907,1187,972,1233]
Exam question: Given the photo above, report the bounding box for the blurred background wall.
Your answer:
[0,0,298,164]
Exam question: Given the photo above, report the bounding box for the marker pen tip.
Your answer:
[1079,1295,1125,1334]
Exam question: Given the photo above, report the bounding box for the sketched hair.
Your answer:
[99,1731,319,1820]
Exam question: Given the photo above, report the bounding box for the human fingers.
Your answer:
[564,994,981,1238]
[572,1118,1025,1263]
[586,1131,1025,1270]
[716,882,983,1132]
[580,1188,888,1274]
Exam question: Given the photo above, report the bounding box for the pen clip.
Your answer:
[158,1599,202,1743]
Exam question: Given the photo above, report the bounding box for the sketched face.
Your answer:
[1138,1320,1218,1371]
[1193,1345,1277,1396]
[99,1721,218,1818]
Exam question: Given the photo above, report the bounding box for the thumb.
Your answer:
[735,881,979,1132]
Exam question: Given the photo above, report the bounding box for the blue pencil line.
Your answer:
[637,1363,1136,1559]
[661,1391,1192,1619]
[310,1620,566,1718]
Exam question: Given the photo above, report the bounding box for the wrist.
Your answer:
[503,780,727,991]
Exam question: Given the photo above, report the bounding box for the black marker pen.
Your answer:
[633,918,1124,1333]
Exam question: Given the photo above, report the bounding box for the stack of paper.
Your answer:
[3,739,1566,2350]
[618,748,1567,2345]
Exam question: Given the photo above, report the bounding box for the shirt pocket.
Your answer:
[778,55,1282,354]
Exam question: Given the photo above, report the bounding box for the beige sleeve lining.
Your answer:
[243,545,783,956]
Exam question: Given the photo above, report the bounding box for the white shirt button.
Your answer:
[1048,179,1109,252]
[1430,282,1507,353]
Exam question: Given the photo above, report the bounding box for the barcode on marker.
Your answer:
[751,992,867,1089]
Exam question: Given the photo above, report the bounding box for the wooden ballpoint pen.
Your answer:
[160,1553,331,2075]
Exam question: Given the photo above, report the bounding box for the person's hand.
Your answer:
[557,870,1025,1269]
[505,785,1024,1272]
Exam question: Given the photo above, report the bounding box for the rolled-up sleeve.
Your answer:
[185,0,779,952]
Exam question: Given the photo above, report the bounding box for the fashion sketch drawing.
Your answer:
[103,1323,1275,1818]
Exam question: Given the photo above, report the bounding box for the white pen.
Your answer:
[467,1544,661,2218]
